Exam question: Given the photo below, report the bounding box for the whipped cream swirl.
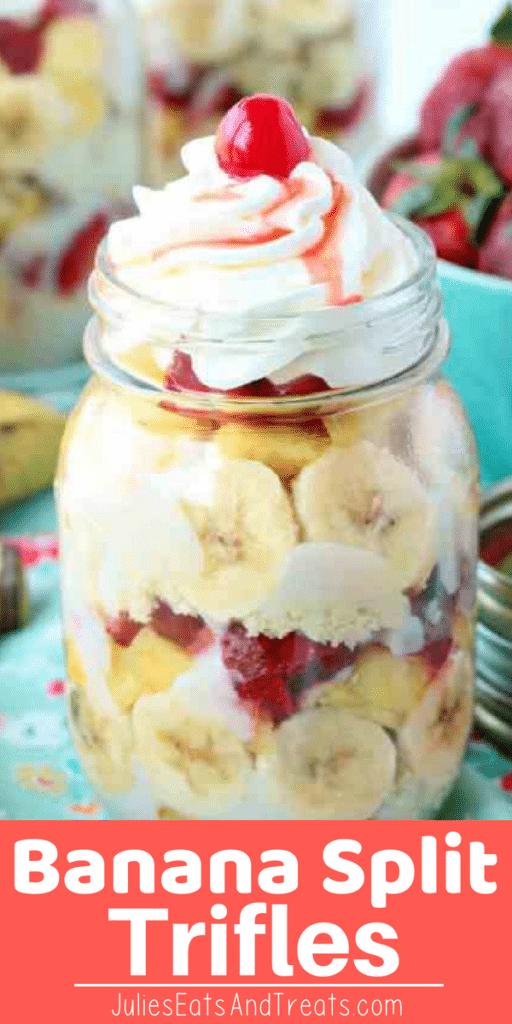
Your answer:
[105,132,420,390]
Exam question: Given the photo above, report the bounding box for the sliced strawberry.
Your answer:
[106,613,143,647]
[315,81,370,134]
[221,622,316,720]
[236,672,295,725]
[422,637,453,677]
[150,600,206,648]
[57,211,109,296]
[0,18,45,73]
[164,350,331,398]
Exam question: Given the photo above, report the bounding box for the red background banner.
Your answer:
[0,820,508,1022]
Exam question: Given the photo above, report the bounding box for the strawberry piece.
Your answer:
[0,18,45,73]
[419,44,512,152]
[312,640,356,682]
[57,212,109,296]
[273,374,330,397]
[164,350,330,398]
[422,637,453,677]
[500,771,512,792]
[315,81,370,134]
[221,622,317,721]
[106,613,143,647]
[187,625,215,656]
[215,94,311,182]
[236,672,295,724]
[478,194,512,277]
[164,350,212,393]
[220,622,354,720]
[150,600,205,648]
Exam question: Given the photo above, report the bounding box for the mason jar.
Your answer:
[138,0,381,186]
[55,219,478,821]
[0,0,142,377]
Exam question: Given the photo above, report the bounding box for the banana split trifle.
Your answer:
[56,95,479,820]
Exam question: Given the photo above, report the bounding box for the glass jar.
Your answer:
[138,0,381,186]
[55,220,479,821]
[0,0,142,377]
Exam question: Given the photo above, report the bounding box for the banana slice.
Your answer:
[108,628,193,712]
[399,651,473,781]
[162,0,249,62]
[0,75,70,172]
[0,390,66,508]
[305,647,430,729]
[133,685,251,816]
[298,36,359,107]
[0,175,49,242]
[53,77,106,138]
[157,805,195,819]
[230,46,302,98]
[67,681,134,795]
[250,0,351,44]
[324,396,406,451]
[41,17,104,79]
[215,422,330,480]
[293,441,436,591]
[179,458,297,618]
[270,707,397,820]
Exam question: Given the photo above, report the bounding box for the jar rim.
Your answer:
[87,213,446,405]
[92,214,438,335]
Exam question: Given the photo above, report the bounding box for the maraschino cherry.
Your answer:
[215,94,312,181]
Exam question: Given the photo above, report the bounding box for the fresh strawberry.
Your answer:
[150,601,206,648]
[215,94,311,181]
[106,613,143,647]
[57,211,109,296]
[484,65,512,185]
[420,7,512,156]
[381,151,502,268]
[417,210,478,268]
[419,46,512,153]
[478,193,512,277]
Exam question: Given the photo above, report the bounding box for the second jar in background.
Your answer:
[0,0,142,374]
[138,0,380,185]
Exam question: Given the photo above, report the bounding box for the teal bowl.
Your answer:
[369,137,512,487]
[437,260,512,487]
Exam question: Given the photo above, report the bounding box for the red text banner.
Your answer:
[0,820,509,1022]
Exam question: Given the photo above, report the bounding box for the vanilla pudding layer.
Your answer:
[99,134,430,392]
[56,374,478,821]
